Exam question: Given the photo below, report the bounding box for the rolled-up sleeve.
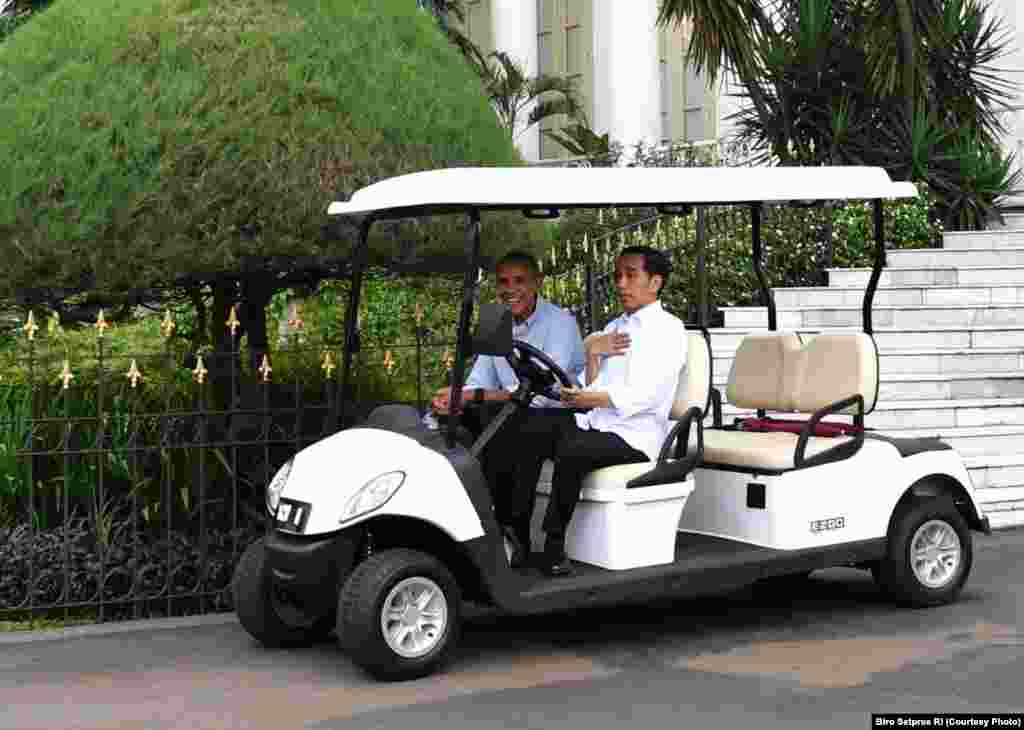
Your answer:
[464,355,499,390]
[604,326,686,419]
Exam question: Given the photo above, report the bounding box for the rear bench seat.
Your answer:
[702,331,879,472]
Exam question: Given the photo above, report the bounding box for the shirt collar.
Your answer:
[514,295,546,332]
[622,299,663,327]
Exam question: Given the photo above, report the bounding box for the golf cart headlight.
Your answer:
[266,459,293,515]
[340,471,405,524]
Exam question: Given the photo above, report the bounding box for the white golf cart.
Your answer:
[232,166,991,681]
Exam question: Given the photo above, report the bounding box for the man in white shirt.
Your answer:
[509,245,688,576]
[430,251,585,563]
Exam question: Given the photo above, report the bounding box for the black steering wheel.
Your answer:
[505,340,575,404]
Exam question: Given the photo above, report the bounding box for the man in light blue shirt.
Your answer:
[431,250,585,560]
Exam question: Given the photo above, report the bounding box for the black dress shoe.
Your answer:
[541,554,573,577]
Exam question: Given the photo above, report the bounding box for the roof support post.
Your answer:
[446,208,482,450]
[750,203,776,331]
[333,217,371,432]
[863,199,885,335]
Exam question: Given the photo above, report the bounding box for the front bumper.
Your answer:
[264,528,363,616]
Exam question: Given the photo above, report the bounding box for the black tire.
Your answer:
[337,548,461,681]
[232,538,334,647]
[877,497,972,607]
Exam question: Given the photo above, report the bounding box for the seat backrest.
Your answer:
[726,331,803,411]
[670,329,712,420]
[726,330,879,415]
[790,332,880,415]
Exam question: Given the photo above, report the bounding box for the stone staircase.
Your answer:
[710,212,1024,530]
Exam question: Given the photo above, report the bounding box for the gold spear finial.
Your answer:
[192,355,208,384]
[287,303,304,331]
[383,350,396,375]
[94,309,110,338]
[414,302,424,327]
[125,359,143,388]
[321,351,336,379]
[226,305,241,337]
[58,359,74,390]
[258,354,272,383]
[23,311,39,340]
[442,348,454,372]
[582,234,589,254]
[160,310,176,339]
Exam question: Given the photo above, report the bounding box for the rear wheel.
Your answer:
[232,538,335,647]
[337,549,461,681]
[877,497,972,607]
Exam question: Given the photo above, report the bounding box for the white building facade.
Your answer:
[457,0,720,162]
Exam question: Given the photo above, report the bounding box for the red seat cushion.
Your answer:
[738,417,862,438]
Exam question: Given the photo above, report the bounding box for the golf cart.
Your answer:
[232,166,991,681]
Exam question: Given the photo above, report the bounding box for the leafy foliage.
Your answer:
[658,0,1021,230]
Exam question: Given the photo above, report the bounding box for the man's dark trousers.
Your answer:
[488,410,649,546]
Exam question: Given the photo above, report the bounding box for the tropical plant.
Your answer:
[543,123,622,166]
[656,0,1021,230]
[468,49,585,143]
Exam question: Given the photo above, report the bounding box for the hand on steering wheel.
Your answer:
[504,340,575,404]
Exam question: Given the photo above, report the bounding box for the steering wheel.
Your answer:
[505,340,575,404]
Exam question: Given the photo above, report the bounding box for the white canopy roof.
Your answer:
[327,166,917,218]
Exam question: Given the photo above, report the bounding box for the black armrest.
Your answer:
[793,394,864,469]
[709,387,723,428]
[627,406,704,488]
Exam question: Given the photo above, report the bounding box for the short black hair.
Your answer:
[619,245,671,293]
[496,250,542,279]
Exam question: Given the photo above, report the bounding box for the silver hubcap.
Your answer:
[381,577,448,659]
[910,519,962,589]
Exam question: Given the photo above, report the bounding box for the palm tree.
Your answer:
[476,50,584,143]
[656,0,1020,229]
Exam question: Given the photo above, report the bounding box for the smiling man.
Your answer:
[504,245,688,576]
[430,250,585,563]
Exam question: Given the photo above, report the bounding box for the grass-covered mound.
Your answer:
[0,0,545,299]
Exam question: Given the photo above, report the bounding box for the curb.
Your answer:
[0,612,239,645]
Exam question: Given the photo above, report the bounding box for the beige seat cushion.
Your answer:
[670,330,712,419]
[536,461,692,503]
[702,429,853,471]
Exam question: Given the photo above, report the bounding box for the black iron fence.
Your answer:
[0,310,458,622]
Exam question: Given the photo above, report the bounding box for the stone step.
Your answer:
[888,247,1024,268]
[711,348,1024,378]
[964,453,1024,490]
[942,229,1024,249]
[716,398,1024,432]
[988,212,1024,230]
[828,265,1024,288]
[708,369,1024,401]
[723,303,1024,329]
[876,373,1024,401]
[709,325,1024,351]
[772,284,1024,308]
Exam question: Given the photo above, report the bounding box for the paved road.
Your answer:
[2,529,1024,730]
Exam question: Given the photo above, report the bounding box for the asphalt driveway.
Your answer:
[2,528,1023,730]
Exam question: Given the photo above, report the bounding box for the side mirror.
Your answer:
[472,303,513,356]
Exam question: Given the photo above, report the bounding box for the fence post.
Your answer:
[584,259,596,335]
[696,206,708,328]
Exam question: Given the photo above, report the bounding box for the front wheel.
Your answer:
[232,538,335,647]
[337,549,461,681]
[877,497,972,607]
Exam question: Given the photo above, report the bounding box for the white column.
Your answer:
[591,0,662,161]
[491,0,540,161]
[993,0,1024,204]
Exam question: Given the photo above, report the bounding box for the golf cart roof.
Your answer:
[327,166,917,219]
